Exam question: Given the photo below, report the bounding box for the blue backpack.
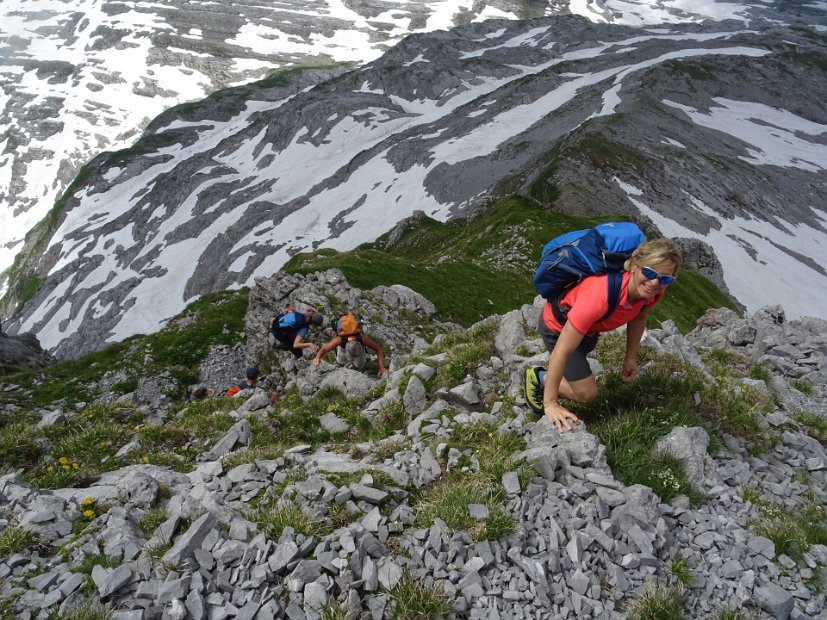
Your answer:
[533,222,645,323]
[270,307,298,345]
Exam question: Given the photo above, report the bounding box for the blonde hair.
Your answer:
[624,238,682,274]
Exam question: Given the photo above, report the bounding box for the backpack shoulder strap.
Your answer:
[599,271,624,322]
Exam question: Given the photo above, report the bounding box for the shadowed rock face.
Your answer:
[5,6,827,359]
[0,330,53,373]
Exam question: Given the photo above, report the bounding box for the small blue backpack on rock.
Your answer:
[533,221,645,323]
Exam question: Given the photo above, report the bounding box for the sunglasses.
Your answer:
[640,265,676,285]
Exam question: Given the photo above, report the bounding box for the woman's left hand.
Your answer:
[620,358,639,382]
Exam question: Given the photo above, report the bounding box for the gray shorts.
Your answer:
[538,313,599,382]
[336,338,366,369]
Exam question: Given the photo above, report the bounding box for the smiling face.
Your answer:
[628,260,677,302]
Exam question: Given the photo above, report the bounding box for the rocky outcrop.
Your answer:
[244,268,443,373]
[0,330,53,374]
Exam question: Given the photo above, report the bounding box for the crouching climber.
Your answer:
[271,307,324,358]
[525,239,682,433]
[312,312,387,377]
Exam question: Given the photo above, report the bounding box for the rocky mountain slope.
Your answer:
[0,270,825,619]
[3,3,826,360]
[1,0,550,291]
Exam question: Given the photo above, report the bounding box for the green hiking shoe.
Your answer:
[523,366,544,414]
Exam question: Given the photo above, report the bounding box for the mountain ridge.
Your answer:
[4,8,827,359]
[1,0,546,285]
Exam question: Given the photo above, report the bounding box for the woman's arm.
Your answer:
[293,333,320,352]
[542,321,583,432]
[621,307,649,382]
[361,335,387,376]
[312,336,343,366]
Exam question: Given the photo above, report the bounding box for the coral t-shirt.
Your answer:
[542,272,663,336]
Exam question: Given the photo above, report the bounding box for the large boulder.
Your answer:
[0,330,53,373]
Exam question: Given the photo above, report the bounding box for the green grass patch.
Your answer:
[321,469,397,490]
[574,345,718,502]
[268,386,338,444]
[0,598,17,620]
[628,583,686,620]
[425,322,498,389]
[71,554,120,575]
[247,501,328,542]
[751,493,827,563]
[47,601,112,620]
[702,348,750,379]
[138,509,169,537]
[793,412,827,443]
[477,505,517,541]
[664,58,717,81]
[0,420,41,470]
[0,525,39,557]
[749,363,772,382]
[222,445,286,469]
[274,384,410,450]
[49,422,130,469]
[320,602,353,620]
[668,557,694,587]
[1,288,248,410]
[371,399,408,438]
[414,473,498,533]
[137,397,236,455]
[590,407,704,504]
[590,334,774,454]
[387,570,455,619]
[146,542,172,563]
[369,436,410,463]
[551,133,652,176]
[705,379,774,452]
[792,380,814,396]
[8,397,245,487]
[414,420,523,541]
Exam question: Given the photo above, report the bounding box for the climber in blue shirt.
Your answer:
[271,308,324,359]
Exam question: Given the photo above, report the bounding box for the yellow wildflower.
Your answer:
[58,456,70,466]
[47,466,55,473]
[81,497,95,507]
[62,465,71,471]
[72,462,80,470]
[82,510,95,519]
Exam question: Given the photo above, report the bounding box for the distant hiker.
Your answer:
[271,308,324,358]
[312,312,387,377]
[240,366,260,390]
[524,238,682,433]
[227,366,260,397]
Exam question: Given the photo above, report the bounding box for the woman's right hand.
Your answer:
[543,402,580,433]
